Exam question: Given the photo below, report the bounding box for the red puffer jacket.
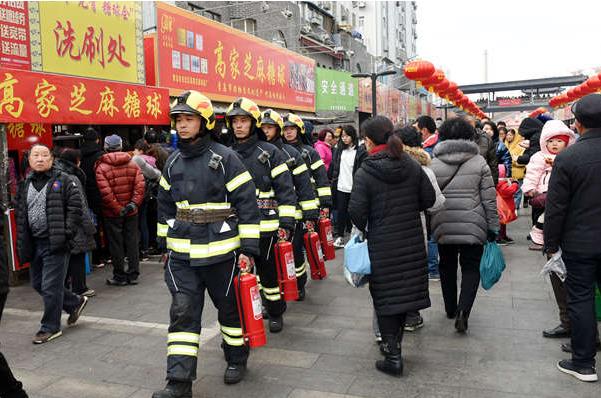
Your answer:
[95,152,145,218]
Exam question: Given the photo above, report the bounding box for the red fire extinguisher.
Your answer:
[234,268,267,348]
[304,222,327,280]
[274,239,299,301]
[318,217,335,261]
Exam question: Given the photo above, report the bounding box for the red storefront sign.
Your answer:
[6,121,52,150]
[0,67,170,124]
[498,98,522,106]
[155,2,315,112]
[0,1,30,70]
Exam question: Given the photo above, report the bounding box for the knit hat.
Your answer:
[518,117,543,139]
[397,126,422,148]
[104,134,122,151]
[549,134,570,147]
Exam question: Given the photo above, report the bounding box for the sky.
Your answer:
[416,0,601,86]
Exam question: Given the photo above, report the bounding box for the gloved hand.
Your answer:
[487,230,498,242]
[277,228,290,241]
[320,208,330,219]
[119,202,137,217]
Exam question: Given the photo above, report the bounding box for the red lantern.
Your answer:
[421,69,445,89]
[574,85,584,98]
[566,89,577,101]
[434,78,450,93]
[403,60,435,81]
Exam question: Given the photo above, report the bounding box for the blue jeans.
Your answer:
[562,250,601,368]
[427,238,439,275]
[514,180,523,210]
[30,238,81,333]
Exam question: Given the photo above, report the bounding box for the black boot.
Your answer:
[152,380,192,398]
[297,286,306,301]
[224,363,246,384]
[269,315,284,333]
[375,334,402,377]
[455,310,468,333]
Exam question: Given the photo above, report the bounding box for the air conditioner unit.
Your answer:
[310,17,321,25]
[358,2,366,8]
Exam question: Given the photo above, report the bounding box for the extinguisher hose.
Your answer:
[233,266,249,345]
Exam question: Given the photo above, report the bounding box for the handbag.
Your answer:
[497,195,517,225]
[343,234,371,288]
[480,241,506,290]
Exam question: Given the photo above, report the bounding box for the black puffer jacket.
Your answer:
[0,215,8,297]
[349,151,435,316]
[16,169,82,263]
[80,141,103,214]
[517,117,544,165]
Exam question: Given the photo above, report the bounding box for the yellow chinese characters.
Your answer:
[123,89,141,118]
[7,123,25,138]
[146,92,162,119]
[69,83,93,115]
[243,53,254,80]
[0,73,25,118]
[97,86,119,117]
[34,79,59,118]
[31,123,47,137]
[229,48,240,80]
[214,41,226,79]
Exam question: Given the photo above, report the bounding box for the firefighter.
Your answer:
[153,91,261,398]
[225,98,297,333]
[281,113,332,300]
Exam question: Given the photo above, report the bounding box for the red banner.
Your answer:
[498,98,522,106]
[0,67,170,124]
[155,2,315,112]
[6,121,52,151]
[0,1,30,70]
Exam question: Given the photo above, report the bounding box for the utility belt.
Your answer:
[257,199,278,210]
[175,208,235,224]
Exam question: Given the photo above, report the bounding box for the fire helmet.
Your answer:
[170,90,216,130]
[260,109,284,131]
[283,113,305,135]
[225,97,261,128]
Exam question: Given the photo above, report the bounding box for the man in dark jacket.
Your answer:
[466,117,498,184]
[95,135,145,286]
[545,94,601,383]
[16,144,88,344]
[1,215,28,397]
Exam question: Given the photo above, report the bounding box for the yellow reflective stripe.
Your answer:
[166,236,241,258]
[220,325,243,337]
[264,292,281,301]
[159,176,171,191]
[168,332,200,344]
[317,186,332,197]
[176,201,231,210]
[167,345,198,357]
[226,171,252,192]
[271,163,288,178]
[260,219,280,232]
[311,159,325,170]
[222,334,245,346]
[157,223,168,237]
[262,286,281,294]
[296,262,307,277]
[238,224,260,239]
[278,205,296,218]
[315,198,321,207]
[295,210,303,220]
[292,163,308,175]
[256,189,275,198]
[300,200,318,211]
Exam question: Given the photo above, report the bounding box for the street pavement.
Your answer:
[1,210,600,398]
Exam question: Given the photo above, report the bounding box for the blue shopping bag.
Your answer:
[343,234,371,275]
[480,242,506,290]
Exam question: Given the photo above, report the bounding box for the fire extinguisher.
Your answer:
[318,217,335,261]
[304,221,327,280]
[274,235,299,301]
[234,266,267,348]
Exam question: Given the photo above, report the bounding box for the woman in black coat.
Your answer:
[349,116,435,377]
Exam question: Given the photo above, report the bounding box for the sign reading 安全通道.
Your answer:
[315,67,358,112]
[28,1,144,84]
[155,2,315,112]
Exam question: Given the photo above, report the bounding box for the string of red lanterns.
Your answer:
[548,72,601,108]
[403,60,487,119]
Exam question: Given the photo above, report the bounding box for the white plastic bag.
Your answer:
[540,248,567,282]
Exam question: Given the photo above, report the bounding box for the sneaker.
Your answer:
[93,262,105,269]
[496,238,509,246]
[140,251,150,261]
[33,330,62,344]
[106,278,127,286]
[505,236,515,244]
[528,243,544,251]
[404,315,424,332]
[333,237,345,248]
[68,296,89,326]
[428,273,440,281]
[81,288,96,297]
[557,360,598,382]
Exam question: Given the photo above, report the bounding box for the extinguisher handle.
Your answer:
[238,254,253,273]
[320,208,330,219]
[305,220,315,232]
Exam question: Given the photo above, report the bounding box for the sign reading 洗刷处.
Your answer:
[315,67,358,112]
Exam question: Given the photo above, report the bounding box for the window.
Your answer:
[358,16,364,27]
[272,30,287,48]
[231,18,256,35]
[188,3,221,22]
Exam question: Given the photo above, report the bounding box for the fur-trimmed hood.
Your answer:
[404,146,431,166]
[433,139,480,165]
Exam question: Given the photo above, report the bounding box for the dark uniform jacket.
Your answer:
[232,134,297,235]
[289,141,332,209]
[16,168,82,263]
[157,134,261,266]
[270,137,319,221]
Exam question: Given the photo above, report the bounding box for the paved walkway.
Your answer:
[1,211,599,398]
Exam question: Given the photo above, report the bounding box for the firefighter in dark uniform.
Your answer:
[225,98,297,333]
[153,91,261,398]
[259,110,320,285]
[281,113,332,300]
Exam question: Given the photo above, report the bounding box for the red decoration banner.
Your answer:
[6,121,52,151]
[0,67,170,124]
[155,2,315,112]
